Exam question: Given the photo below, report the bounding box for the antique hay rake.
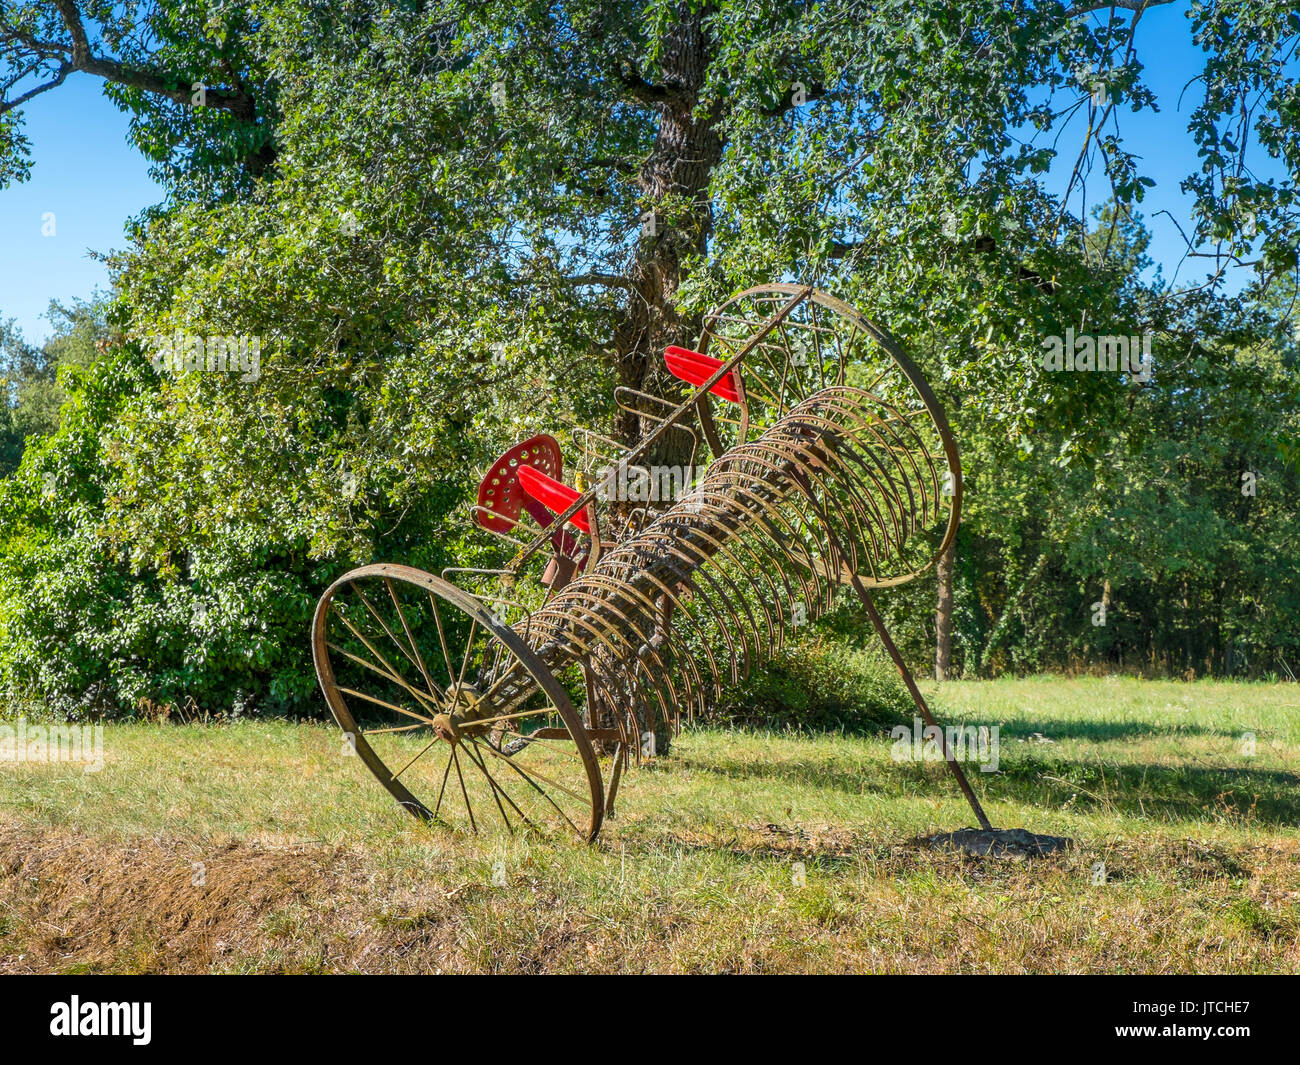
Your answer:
[311,284,993,841]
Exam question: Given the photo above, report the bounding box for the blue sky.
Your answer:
[0,2,1271,343]
[1,75,163,343]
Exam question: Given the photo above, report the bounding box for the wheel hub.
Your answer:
[435,684,498,743]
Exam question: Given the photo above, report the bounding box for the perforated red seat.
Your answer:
[664,346,741,403]
[476,433,588,557]
[476,434,564,533]
[518,465,592,534]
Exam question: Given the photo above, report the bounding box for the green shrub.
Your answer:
[713,634,912,734]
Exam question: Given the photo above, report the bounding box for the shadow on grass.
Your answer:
[986,756,1300,827]
[692,714,1223,745]
[675,747,1300,828]
[983,718,1221,742]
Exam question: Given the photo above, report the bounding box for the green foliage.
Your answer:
[0,340,341,719]
[0,0,1298,718]
[717,636,913,733]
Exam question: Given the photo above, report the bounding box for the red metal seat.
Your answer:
[475,433,590,557]
[664,346,741,403]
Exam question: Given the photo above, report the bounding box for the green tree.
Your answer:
[2,0,1299,713]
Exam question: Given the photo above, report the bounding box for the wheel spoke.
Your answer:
[319,569,599,841]
[428,591,457,687]
[461,740,525,834]
[472,739,586,837]
[459,704,564,730]
[433,749,454,818]
[475,738,591,807]
[363,722,425,736]
[386,577,444,698]
[337,685,435,725]
[452,618,479,699]
[354,584,441,697]
[452,747,478,834]
[391,734,442,782]
[327,641,439,717]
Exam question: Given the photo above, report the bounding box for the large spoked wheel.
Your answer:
[312,564,605,841]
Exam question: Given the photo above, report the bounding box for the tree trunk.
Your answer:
[612,5,722,460]
[600,7,722,749]
[935,539,955,681]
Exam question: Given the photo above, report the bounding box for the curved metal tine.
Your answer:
[709,460,841,614]
[637,528,755,682]
[812,389,942,532]
[581,572,709,726]
[702,475,826,621]
[689,488,816,642]
[686,495,799,656]
[697,466,825,612]
[554,588,681,740]
[734,424,888,577]
[861,401,948,527]
[530,602,674,743]
[743,436,879,585]
[598,529,747,685]
[613,387,701,462]
[801,401,923,550]
[478,590,543,660]
[800,391,924,511]
[467,505,539,550]
[660,514,776,659]
[572,572,703,728]
[591,670,652,763]
[764,417,901,568]
[615,565,723,710]
[810,443,906,577]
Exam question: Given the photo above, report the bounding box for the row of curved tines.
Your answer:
[517,385,945,745]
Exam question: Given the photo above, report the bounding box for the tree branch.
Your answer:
[565,273,636,291]
[616,60,690,108]
[47,0,257,118]
[1064,0,1176,17]
[0,62,72,112]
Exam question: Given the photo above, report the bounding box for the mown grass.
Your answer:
[1,676,1297,973]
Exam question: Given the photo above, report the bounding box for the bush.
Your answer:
[713,634,913,734]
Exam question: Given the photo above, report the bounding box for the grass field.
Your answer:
[2,676,1298,973]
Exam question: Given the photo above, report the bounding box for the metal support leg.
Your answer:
[795,478,994,831]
